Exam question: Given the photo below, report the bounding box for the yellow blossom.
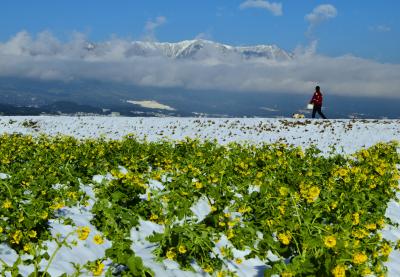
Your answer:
[353,252,368,264]
[307,186,320,203]
[331,265,346,277]
[92,261,105,276]
[178,245,187,254]
[23,244,31,252]
[11,230,23,244]
[77,226,90,240]
[0,226,3,233]
[41,211,48,219]
[324,235,337,248]
[278,232,291,245]
[235,258,242,264]
[362,268,372,276]
[380,243,392,257]
[149,214,159,221]
[227,229,234,239]
[281,272,293,277]
[352,229,369,239]
[203,265,213,273]
[93,234,104,245]
[365,223,377,230]
[278,205,285,215]
[195,182,203,189]
[353,212,360,225]
[2,199,12,209]
[220,247,227,256]
[210,205,217,212]
[279,187,289,197]
[166,249,176,260]
[28,230,37,238]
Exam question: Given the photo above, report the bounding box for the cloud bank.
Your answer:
[0,31,399,98]
[239,0,283,16]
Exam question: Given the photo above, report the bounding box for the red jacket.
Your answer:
[310,91,323,106]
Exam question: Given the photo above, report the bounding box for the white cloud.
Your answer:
[305,4,337,35]
[239,0,282,16]
[369,25,391,33]
[144,16,167,41]
[0,31,399,99]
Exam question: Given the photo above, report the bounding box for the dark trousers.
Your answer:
[312,105,327,119]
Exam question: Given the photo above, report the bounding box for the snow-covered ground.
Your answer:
[0,116,399,276]
[1,116,400,153]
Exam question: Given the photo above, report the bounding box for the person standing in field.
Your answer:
[309,86,327,119]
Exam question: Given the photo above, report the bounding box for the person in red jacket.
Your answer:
[309,86,327,119]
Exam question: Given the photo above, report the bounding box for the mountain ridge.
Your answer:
[87,39,293,61]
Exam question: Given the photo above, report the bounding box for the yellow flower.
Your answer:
[203,265,213,273]
[210,205,217,212]
[77,226,90,240]
[353,212,360,225]
[41,211,48,220]
[92,261,105,276]
[51,201,65,210]
[2,199,12,209]
[380,243,392,257]
[166,249,176,260]
[195,182,203,189]
[0,226,3,233]
[219,222,226,227]
[281,272,293,277]
[149,214,159,221]
[235,258,243,264]
[227,229,234,239]
[365,223,377,230]
[331,265,346,277]
[278,232,291,245]
[28,230,37,238]
[23,244,31,252]
[11,230,23,244]
[307,186,320,202]
[224,213,231,218]
[362,268,372,276]
[93,234,104,245]
[279,187,289,197]
[353,252,368,264]
[220,247,227,256]
[178,245,187,254]
[324,235,337,248]
[352,229,368,239]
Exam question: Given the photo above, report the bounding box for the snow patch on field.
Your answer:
[127,100,176,111]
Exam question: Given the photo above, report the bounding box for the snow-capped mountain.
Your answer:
[87,39,292,61]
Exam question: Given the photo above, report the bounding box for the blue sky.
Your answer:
[1,0,399,62]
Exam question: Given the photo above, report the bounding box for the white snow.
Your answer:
[127,100,176,111]
[0,116,399,276]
